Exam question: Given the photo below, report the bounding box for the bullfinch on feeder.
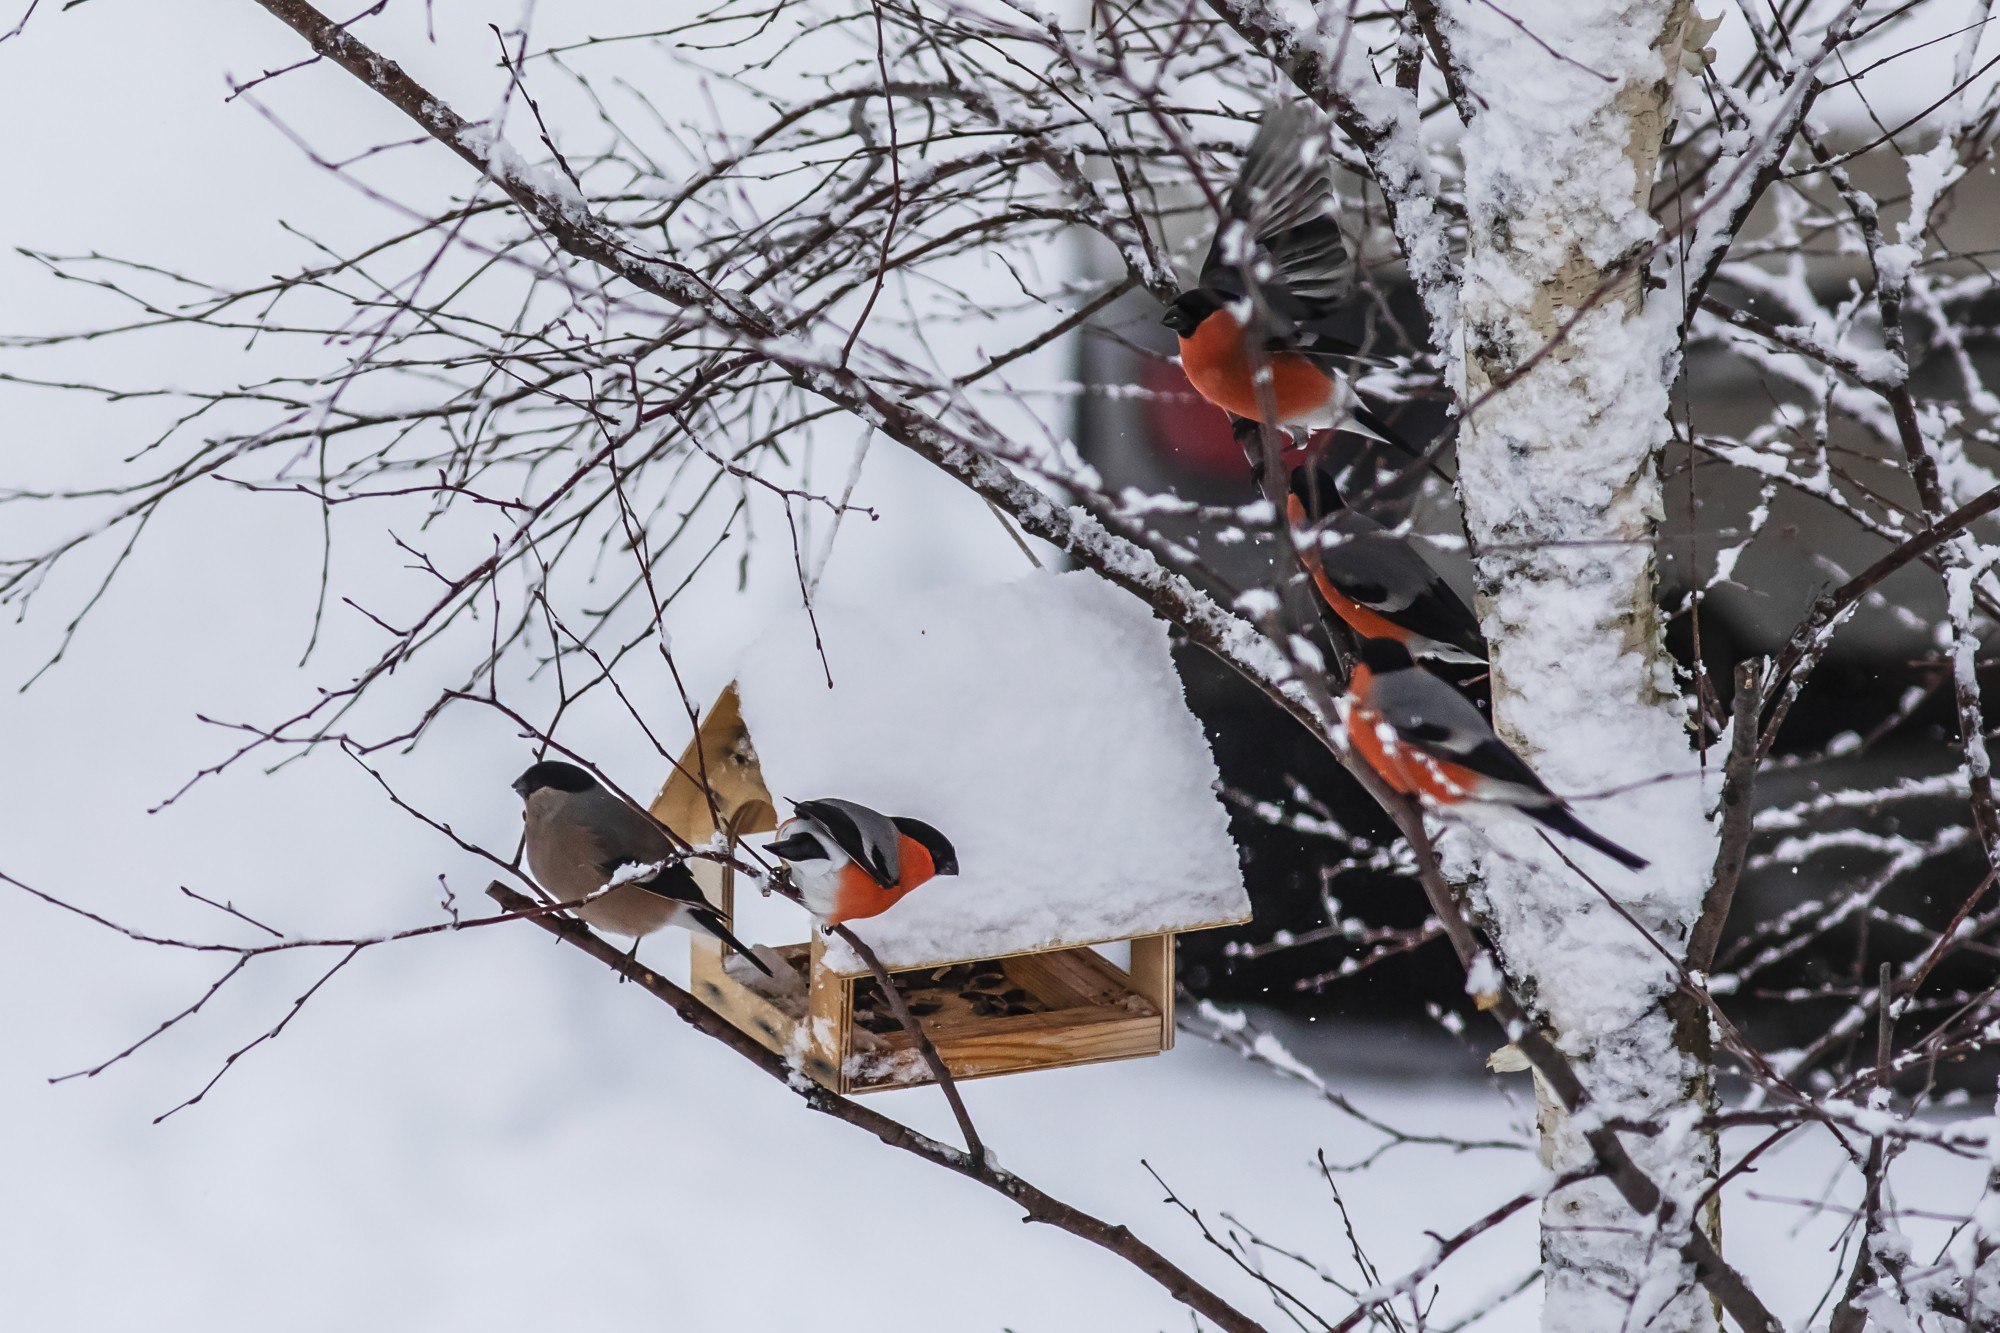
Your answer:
[763,798,959,926]
[1288,467,1485,665]
[1162,102,1416,457]
[1342,639,1648,871]
[513,760,771,974]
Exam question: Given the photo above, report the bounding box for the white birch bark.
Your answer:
[1440,3,1718,1329]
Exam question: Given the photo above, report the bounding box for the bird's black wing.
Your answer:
[1394,722,1550,796]
[1371,672,1546,793]
[685,904,775,976]
[1449,739,1553,793]
[1272,325,1364,363]
[1315,529,1485,659]
[1393,587,1486,660]
[1326,561,1483,660]
[598,854,709,907]
[794,798,897,887]
[1199,103,1351,329]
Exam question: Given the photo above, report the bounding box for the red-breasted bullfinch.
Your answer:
[1162,103,1416,456]
[1288,467,1486,664]
[513,760,772,974]
[1341,639,1648,870]
[763,798,959,925]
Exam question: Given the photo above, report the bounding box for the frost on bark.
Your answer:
[1445,2,1717,1328]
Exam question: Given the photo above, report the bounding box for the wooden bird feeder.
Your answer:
[649,572,1252,1095]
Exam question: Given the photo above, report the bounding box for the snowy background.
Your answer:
[0,3,1985,1330]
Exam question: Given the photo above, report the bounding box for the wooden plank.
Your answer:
[852,1011,1165,1093]
[904,998,1158,1046]
[849,948,1140,1038]
[689,941,806,1058]
[648,683,778,844]
[852,958,1169,1092]
[806,933,856,1094]
[672,700,780,978]
[1004,947,1125,1009]
[1127,934,1176,1052]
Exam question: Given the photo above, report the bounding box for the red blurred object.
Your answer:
[1139,356,1247,480]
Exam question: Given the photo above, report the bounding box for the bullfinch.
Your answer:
[1342,639,1648,870]
[1288,466,1486,664]
[513,760,772,974]
[1161,102,1415,455]
[762,798,959,926]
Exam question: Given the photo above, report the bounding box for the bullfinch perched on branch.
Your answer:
[763,798,959,926]
[1162,102,1416,457]
[1288,467,1486,665]
[1342,640,1648,871]
[513,760,771,974]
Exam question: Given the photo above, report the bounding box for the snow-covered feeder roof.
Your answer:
[732,570,1250,975]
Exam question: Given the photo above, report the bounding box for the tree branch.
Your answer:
[1688,660,1766,975]
[1759,484,2000,762]
[825,919,986,1168]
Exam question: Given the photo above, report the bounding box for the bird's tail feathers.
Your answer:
[688,905,775,976]
[1348,404,1424,460]
[1528,805,1649,871]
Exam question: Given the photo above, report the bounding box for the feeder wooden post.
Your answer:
[805,933,854,1093]
[1128,934,1176,1050]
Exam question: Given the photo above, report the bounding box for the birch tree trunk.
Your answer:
[1444,4,1718,1329]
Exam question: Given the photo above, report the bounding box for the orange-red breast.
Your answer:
[1342,639,1647,870]
[1162,103,1417,456]
[764,797,959,925]
[1288,467,1485,664]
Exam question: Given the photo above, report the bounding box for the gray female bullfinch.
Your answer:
[513,760,770,974]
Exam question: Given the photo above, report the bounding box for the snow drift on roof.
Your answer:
[733,570,1249,973]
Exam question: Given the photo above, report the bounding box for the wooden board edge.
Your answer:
[806,934,856,1095]
[848,1016,1166,1094]
[1126,933,1175,1051]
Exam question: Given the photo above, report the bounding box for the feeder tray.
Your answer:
[653,686,1200,1094]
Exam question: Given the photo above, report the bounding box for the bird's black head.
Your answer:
[1287,466,1347,519]
[894,818,959,877]
[512,760,597,799]
[1161,288,1221,338]
[1355,637,1415,675]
